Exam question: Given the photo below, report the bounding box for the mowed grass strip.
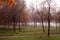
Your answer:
[0,25,60,40]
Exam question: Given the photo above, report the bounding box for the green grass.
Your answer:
[0,35,60,40]
[0,25,60,40]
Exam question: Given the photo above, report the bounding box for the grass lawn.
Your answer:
[0,25,60,40]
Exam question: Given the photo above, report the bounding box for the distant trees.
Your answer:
[14,0,25,31]
[0,0,29,32]
[0,0,60,36]
[32,12,39,26]
[39,0,51,36]
[46,0,51,36]
[54,10,60,30]
[36,7,45,32]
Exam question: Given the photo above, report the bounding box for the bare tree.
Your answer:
[40,0,51,36]
[46,0,51,36]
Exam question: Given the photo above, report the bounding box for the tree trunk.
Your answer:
[41,16,45,32]
[48,6,50,37]
[19,22,20,31]
[56,20,57,30]
[48,18,50,36]
[19,16,20,31]
[13,16,16,32]
[8,23,9,29]
[42,20,45,32]
[8,20,10,29]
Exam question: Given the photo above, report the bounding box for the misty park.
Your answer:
[0,0,60,40]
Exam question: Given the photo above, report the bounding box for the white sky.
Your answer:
[25,0,60,13]
[25,0,60,8]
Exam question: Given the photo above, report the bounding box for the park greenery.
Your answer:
[0,0,60,40]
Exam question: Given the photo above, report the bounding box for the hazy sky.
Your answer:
[25,0,60,8]
[25,0,60,13]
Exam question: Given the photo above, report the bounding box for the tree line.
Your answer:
[0,0,60,37]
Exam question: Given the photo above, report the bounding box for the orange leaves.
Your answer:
[0,0,17,6]
[0,0,3,6]
[6,0,17,6]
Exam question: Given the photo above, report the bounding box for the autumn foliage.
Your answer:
[0,0,3,6]
[6,0,17,6]
[0,0,16,6]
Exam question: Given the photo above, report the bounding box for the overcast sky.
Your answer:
[25,0,60,13]
[25,0,60,7]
